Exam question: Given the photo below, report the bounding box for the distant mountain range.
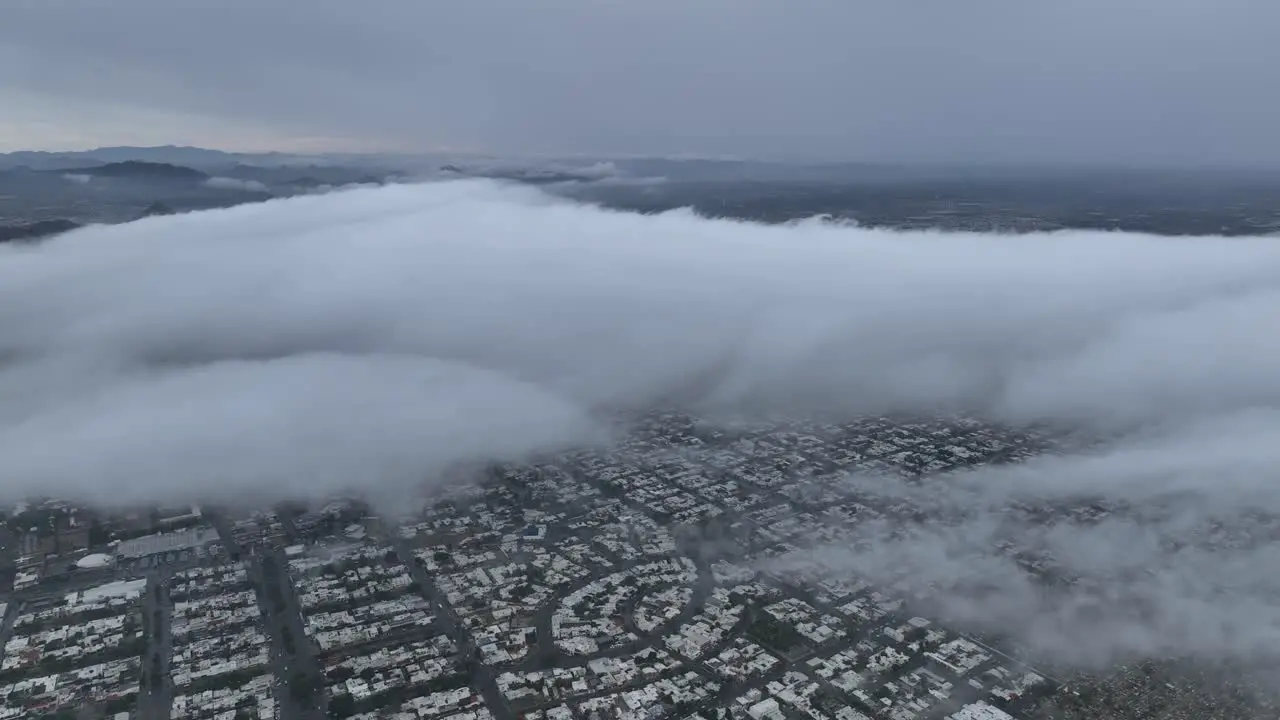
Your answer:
[0,149,416,235]
[439,164,605,185]
[0,145,353,171]
[0,145,631,244]
[0,144,841,186]
[4,146,1280,243]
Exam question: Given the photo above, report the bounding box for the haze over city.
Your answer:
[5,179,1280,672]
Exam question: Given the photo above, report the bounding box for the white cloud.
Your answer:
[204,176,268,192]
[3,180,1280,667]
[3,179,1277,504]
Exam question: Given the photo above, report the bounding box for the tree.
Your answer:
[290,671,317,702]
[328,693,357,719]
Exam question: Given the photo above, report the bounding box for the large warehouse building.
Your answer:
[114,526,220,561]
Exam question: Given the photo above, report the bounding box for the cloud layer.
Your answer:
[4,180,1280,670]
[204,176,268,192]
[771,412,1280,670]
[2,179,1278,506]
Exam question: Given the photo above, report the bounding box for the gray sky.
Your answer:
[2,0,1278,165]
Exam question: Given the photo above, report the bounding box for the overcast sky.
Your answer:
[2,1,1279,165]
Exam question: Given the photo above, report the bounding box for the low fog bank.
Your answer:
[2,179,1278,509]
[204,176,269,192]
[5,178,1280,667]
[0,352,599,508]
[768,411,1280,671]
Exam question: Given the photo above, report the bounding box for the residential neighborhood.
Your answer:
[0,413,1271,719]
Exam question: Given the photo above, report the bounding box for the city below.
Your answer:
[0,413,1270,720]
[6,1,1280,715]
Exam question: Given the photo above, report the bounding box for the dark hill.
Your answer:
[0,219,82,244]
[133,196,272,219]
[282,176,326,189]
[61,161,209,182]
[133,202,177,221]
[489,169,592,185]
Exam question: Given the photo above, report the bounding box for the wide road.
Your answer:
[378,522,516,720]
[137,574,173,720]
[0,601,15,656]
[210,512,327,720]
